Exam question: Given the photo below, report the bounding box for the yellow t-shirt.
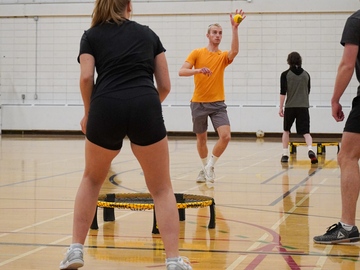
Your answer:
[186,47,233,103]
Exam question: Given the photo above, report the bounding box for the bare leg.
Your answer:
[196,131,208,159]
[72,139,120,244]
[303,133,313,147]
[212,125,231,157]
[338,132,360,225]
[131,137,179,258]
[282,131,290,150]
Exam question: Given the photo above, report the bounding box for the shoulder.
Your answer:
[344,10,360,30]
[190,48,205,56]
[281,69,290,76]
[349,10,360,20]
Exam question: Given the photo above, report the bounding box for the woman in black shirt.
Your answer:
[59,1,192,269]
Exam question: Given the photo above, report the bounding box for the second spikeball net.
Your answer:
[91,193,216,234]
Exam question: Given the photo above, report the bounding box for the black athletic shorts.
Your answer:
[344,95,360,134]
[86,93,167,150]
[283,107,310,135]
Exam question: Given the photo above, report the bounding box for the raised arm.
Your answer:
[228,9,246,61]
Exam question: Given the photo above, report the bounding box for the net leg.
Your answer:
[103,193,115,222]
[317,143,322,155]
[175,193,185,221]
[208,199,216,229]
[90,207,99,230]
[152,207,160,234]
[289,143,294,154]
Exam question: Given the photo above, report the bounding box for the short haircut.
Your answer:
[207,23,222,34]
[287,52,302,67]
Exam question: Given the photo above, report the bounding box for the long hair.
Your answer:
[91,0,131,27]
[287,52,302,68]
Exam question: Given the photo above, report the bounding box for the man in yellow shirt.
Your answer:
[179,10,245,183]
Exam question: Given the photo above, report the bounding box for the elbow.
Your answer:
[339,60,355,73]
[80,74,94,85]
[178,69,185,77]
[158,84,171,96]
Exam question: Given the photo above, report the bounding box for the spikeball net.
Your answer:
[97,193,214,211]
[92,193,216,234]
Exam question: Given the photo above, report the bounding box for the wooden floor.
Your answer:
[0,134,359,270]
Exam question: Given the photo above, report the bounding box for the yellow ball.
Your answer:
[234,14,243,23]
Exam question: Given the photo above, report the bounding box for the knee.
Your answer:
[337,150,359,168]
[197,137,207,146]
[220,132,231,143]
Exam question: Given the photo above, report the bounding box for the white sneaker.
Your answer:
[166,257,192,270]
[59,246,84,269]
[205,165,215,183]
[196,170,206,183]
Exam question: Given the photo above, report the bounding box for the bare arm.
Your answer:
[154,52,171,103]
[228,9,246,61]
[331,43,358,122]
[179,61,212,77]
[79,53,95,134]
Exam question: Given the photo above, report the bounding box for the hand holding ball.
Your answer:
[233,14,243,23]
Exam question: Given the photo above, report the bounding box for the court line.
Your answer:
[0,212,74,239]
[314,245,333,270]
[268,159,336,206]
[0,211,135,267]
[261,167,292,184]
[225,178,328,270]
[0,241,352,259]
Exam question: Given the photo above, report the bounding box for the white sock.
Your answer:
[340,221,354,231]
[308,146,313,151]
[283,149,288,156]
[201,157,207,167]
[70,243,83,250]
[207,154,219,168]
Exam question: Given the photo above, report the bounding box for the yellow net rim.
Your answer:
[97,193,213,210]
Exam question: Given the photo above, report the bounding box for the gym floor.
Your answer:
[0,134,358,270]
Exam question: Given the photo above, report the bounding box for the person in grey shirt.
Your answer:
[279,52,318,164]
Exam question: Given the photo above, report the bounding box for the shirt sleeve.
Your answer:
[77,31,93,63]
[151,28,166,56]
[185,49,198,66]
[224,51,233,66]
[280,70,288,95]
[341,16,360,47]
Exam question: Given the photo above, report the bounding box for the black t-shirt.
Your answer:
[78,20,165,100]
[341,10,360,95]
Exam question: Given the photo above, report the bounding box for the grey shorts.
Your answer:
[190,101,230,134]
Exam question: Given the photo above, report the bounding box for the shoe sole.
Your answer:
[314,237,360,244]
[60,261,84,270]
[196,179,206,183]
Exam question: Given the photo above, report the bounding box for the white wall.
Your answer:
[0,0,358,133]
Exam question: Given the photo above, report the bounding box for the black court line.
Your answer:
[261,167,292,185]
[268,159,335,206]
[0,242,358,259]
